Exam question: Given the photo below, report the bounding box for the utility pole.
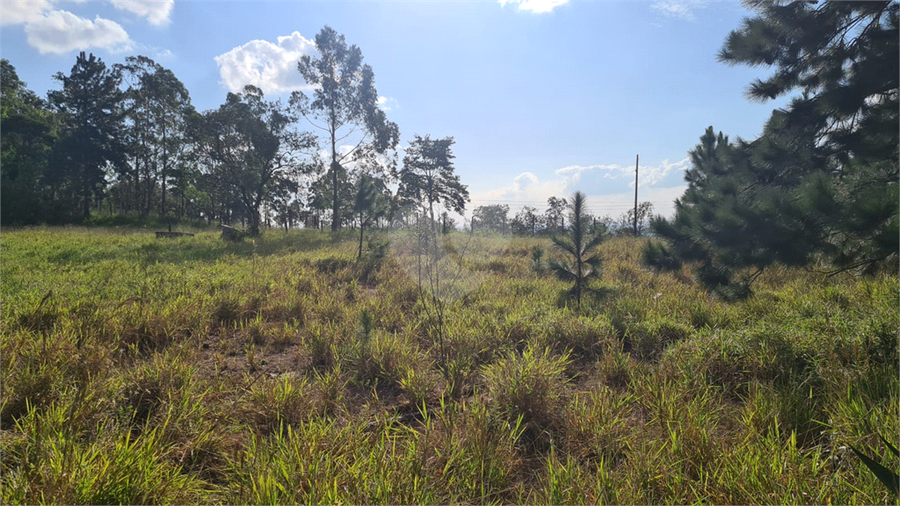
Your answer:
[633,154,639,237]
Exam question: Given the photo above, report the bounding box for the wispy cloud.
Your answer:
[109,0,174,26]
[469,157,691,218]
[498,0,569,14]
[556,157,690,188]
[651,0,708,21]
[377,96,399,112]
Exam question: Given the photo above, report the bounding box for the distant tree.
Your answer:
[654,1,898,295]
[440,211,457,234]
[269,176,303,231]
[48,52,127,220]
[293,26,400,231]
[472,204,510,234]
[306,165,352,229]
[549,192,604,309]
[512,206,540,236]
[616,202,654,236]
[397,135,469,226]
[1,60,56,225]
[544,196,567,235]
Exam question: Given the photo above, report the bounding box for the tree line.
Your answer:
[0,27,474,235]
[3,2,897,291]
[469,200,654,237]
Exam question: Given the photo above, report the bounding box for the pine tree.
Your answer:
[549,192,603,308]
[653,1,898,297]
[49,52,127,220]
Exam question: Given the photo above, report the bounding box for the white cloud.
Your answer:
[25,10,132,54]
[377,96,399,112]
[651,0,708,21]
[556,157,690,188]
[214,31,317,95]
[109,0,173,25]
[1,0,53,25]
[469,157,691,219]
[498,0,569,14]
[153,48,173,60]
[3,0,174,27]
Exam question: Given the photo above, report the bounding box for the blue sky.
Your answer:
[1,0,791,219]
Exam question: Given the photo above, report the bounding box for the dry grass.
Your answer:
[1,227,897,504]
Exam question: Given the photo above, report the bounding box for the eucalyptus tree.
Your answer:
[397,134,470,369]
[549,192,603,309]
[512,206,540,236]
[49,52,127,220]
[544,196,567,235]
[616,202,654,237]
[117,56,194,218]
[193,86,316,235]
[472,204,510,234]
[397,134,469,225]
[293,26,400,231]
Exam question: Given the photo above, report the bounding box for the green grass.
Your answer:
[1,227,897,504]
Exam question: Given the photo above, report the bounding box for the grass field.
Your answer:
[1,226,897,504]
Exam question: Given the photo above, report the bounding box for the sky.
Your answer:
[1,0,792,220]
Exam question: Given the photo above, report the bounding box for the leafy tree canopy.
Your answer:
[292,26,399,231]
[398,134,469,220]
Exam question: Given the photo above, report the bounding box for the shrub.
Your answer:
[540,314,617,359]
[243,374,314,433]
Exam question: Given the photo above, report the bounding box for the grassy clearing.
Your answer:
[1,227,897,504]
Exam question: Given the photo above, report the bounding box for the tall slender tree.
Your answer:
[117,56,194,218]
[353,173,379,259]
[293,26,399,231]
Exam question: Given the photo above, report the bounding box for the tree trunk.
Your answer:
[160,127,168,218]
[82,188,91,220]
[358,211,365,260]
[330,99,340,232]
[331,163,340,232]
